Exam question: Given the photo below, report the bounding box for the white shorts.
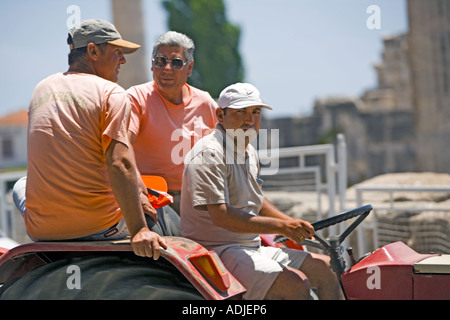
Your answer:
[215,244,310,300]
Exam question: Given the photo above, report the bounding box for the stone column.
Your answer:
[408,0,450,173]
[111,0,149,89]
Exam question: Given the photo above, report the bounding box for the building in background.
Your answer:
[408,0,450,172]
[263,0,450,184]
[0,110,27,170]
[111,0,150,90]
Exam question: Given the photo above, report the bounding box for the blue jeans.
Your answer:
[12,176,180,241]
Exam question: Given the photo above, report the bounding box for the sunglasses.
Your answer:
[152,56,189,70]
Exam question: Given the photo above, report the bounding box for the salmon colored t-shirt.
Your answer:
[25,72,130,240]
[127,82,217,191]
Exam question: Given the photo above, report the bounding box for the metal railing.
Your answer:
[259,134,348,235]
[355,185,450,257]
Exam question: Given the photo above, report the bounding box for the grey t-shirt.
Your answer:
[180,125,264,250]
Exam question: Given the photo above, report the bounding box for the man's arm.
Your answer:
[127,131,157,221]
[259,198,295,221]
[105,139,166,259]
[206,202,314,243]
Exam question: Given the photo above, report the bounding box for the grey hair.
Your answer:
[152,31,195,61]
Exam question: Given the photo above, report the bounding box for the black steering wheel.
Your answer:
[274,204,373,278]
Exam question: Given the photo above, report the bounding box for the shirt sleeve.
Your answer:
[101,86,131,154]
[185,149,229,210]
[127,88,144,137]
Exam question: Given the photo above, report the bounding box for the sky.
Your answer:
[0,0,408,119]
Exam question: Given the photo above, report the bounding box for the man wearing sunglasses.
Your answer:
[127,31,218,215]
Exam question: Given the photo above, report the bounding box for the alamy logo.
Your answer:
[66,5,81,29]
[366,265,381,289]
[66,265,81,290]
[171,128,280,174]
[366,5,381,30]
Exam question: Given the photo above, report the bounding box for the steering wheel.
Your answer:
[274,204,373,278]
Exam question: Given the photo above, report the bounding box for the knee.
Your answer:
[266,267,311,300]
[12,176,27,197]
[317,254,335,277]
[304,254,344,300]
[308,254,339,284]
[313,254,331,271]
[12,176,27,215]
[289,273,311,300]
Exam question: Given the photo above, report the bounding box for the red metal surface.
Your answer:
[413,274,450,300]
[158,237,246,299]
[260,234,282,247]
[0,247,9,257]
[260,234,304,251]
[341,242,437,300]
[0,237,246,300]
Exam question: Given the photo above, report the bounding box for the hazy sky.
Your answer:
[0,0,407,119]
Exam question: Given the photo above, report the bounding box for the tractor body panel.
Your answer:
[0,237,246,300]
[413,255,450,300]
[341,241,448,300]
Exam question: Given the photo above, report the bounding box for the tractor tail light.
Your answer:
[189,251,231,292]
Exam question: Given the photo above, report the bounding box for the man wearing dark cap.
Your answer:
[180,83,344,299]
[13,19,167,259]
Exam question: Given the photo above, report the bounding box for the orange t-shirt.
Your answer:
[25,72,130,240]
[127,82,217,191]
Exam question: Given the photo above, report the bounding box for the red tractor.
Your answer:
[0,202,448,300]
[274,204,450,300]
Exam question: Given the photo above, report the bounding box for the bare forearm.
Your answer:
[127,131,147,194]
[259,198,294,221]
[207,202,315,243]
[106,141,147,237]
[125,131,158,218]
[106,139,167,258]
[207,203,287,235]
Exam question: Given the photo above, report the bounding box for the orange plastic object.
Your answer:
[147,189,173,208]
[140,175,173,208]
[141,175,168,192]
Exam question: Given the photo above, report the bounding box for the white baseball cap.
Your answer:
[218,83,272,110]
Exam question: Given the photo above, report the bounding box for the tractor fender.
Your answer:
[0,236,246,300]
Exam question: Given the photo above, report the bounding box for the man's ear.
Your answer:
[187,60,194,77]
[86,43,100,61]
[216,107,224,124]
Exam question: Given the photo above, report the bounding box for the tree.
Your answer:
[162,0,244,98]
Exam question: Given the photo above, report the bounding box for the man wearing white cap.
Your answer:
[13,19,167,259]
[180,83,343,299]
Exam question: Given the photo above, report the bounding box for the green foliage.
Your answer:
[317,128,341,145]
[162,0,244,98]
